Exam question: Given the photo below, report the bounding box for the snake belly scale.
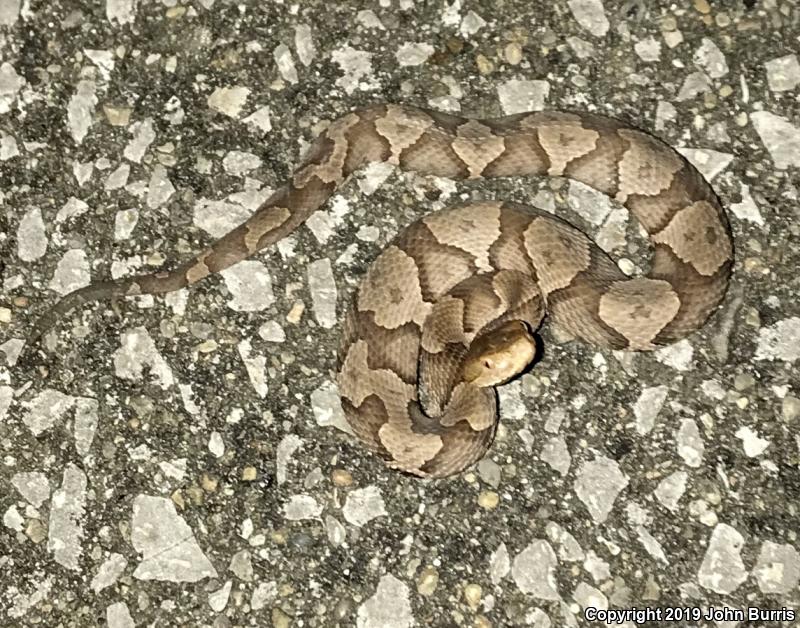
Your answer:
[25,104,733,478]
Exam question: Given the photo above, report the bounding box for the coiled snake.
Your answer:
[25,104,733,478]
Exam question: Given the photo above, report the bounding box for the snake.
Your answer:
[24,104,734,478]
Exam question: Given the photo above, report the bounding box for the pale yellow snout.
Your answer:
[462,320,539,387]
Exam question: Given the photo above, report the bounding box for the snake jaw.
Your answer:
[462,320,539,388]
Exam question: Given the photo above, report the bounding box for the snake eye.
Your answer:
[483,359,493,369]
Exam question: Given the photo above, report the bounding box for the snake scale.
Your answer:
[26,104,733,478]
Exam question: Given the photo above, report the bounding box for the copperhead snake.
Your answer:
[25,104,733,478]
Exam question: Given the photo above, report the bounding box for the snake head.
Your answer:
[462,320,539,388]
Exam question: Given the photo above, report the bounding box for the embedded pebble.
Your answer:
[114,208,139,240]
[342,486,387,526]
[734,426,770,457]
[754,317,800,362]
[208,580,232,612]
[490,543,511,584]
[222,150,262,176]
[497,380,526,420]
[459,11,486,36]
[283,494,323,521]
[49,249,90,295]
[91,554,128,593]
[676,148,733,182]
[237,340,269,398]
[358,163,394,196]
[783,395,800,422]
[306,210,338,244]
[146,165,175,208]
[251,581,278,610]
[356,574,413,628]
[307,258,337,329]
[751,111,800,170]
[131,495,218,582]
[113,327,175,389]
[540,436,571,476]
[17,207,48,262]
[677,71,712,101]
[274,43,299,84]
[697,523,747,595]
[221,261,274,311]
[463,583,482,610]
[676,419,704,468]
[67,80,97,144]
[11,472,50,508]
[655,339,693,371]
[511,540,560,600]
[477,458,502,487]
[573,582,607,610]
[583,551,609,580]
[105,163,130,190]
[208,431,225,458]
[568,181,614,226]
[325,515,346,546]
[396,42,434,67]
[244,106,272,133]
[497,79,550,115]
[356,225,380,242]
[160,459,187,480]
[505,42,523,66]
[207,86,250,118]
[634,526,668,564]
[567,0,609,37]
[331,469,353,487]
[294,24,316,66]
[730,183,764,225]
[0,0,20,26]
[548,523,584,562]
[694,38,728,78]
[106,0,136,23]
[311,380,352,434]
[417,566,439,596]
[106,602,135,628]
[764,54,800,92]
[47,464,87,570]
[4,505,23,530]
[194,198,252,238]
[574,456,628,523]
[654,101,677,132]
[753,541,800,595]
[478,490,500,510]
[654,471,688,511]
[544,406,566,434]
[243,322,279,350]
[567,36,595,59]
[0,132,18,159]
[103,104,130,126]
[74,397,99,456]
[633,386,669,435]
[276,434,303,485]
[331,46,376,94]
[0,62,24,115]
[22,389,75,436]
[634,37,660,62]
[123,119,156,163]
[55,197,89,223]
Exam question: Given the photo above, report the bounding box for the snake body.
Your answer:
[27,104,733,477]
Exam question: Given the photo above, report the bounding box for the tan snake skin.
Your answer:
[26,104,734,478]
